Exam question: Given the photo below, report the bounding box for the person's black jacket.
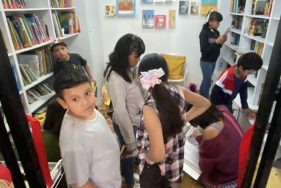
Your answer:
[199,23,222,62]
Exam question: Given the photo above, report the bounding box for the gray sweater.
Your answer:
[106,71,144,151]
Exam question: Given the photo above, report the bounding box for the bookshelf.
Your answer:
[0,0,80,114]
[218,0,280,114]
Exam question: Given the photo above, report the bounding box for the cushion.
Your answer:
[161,53,186,80]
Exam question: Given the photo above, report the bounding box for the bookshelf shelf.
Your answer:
[24,72,53,90]
[0,0,81,114]
[244,14,270,20]
[230,28,242,34]
[230,12,244,16]
[28,91,55,113]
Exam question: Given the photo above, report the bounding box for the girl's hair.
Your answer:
[104,33,145,83]
[208,11,223,22]
[189,104,223,129]
[53,67,90,98]
[138,53,184,143]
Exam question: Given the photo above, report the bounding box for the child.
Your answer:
[199,11,227,98]
[104,33,145,188]
[137,53,210,187]
[53,67,121,188]
[51,39,94,80]
[190,104,244,187]
[44,40,95,135]
[210,52,263,116]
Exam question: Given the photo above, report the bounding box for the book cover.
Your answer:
[105,5,116,17]
[190,1,199,15]
[141,0,153,3]
[142,9,154,29]
[154,15,166,29]
[169,9,176,28]
[179,0,189,15]
[200,0,218,15]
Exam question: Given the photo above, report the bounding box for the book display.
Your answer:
[218,0,280,115]
[0,0,80,114]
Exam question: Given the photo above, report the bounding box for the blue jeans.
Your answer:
[199,60,216,98]
[113,122,135,186]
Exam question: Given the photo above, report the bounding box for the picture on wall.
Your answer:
[142,9,154,28]
[169,9,176,28]
[154,15,166,29]
[179,0,189,15]
[141,0,153,3]
[116,0,135,16]
[105,5,116,17]
[190,0,199,15]
[154,0,165,3]
[200,0,218,15]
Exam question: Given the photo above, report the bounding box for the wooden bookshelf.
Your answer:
[0,0,80,114]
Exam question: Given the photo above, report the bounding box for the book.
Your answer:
[179,0,189,15]
[169,10,176,28]
[184,123,202,180]
[142,10,154,29]
[18,53,40,77]
[154,15,166,29]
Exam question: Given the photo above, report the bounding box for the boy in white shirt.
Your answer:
[53,67,121,188]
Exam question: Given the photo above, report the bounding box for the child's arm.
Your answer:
[180,87,211,121]
[143,105,165,163]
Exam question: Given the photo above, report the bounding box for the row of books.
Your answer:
[50,0,73,8]
[1,0,26,9]
[18,48,53,86]
[247,18,268,38]
[251,0,273,16]
[231,16,243,30]
[230,0,245,13]
[7,13,50,50]
[230,32,240,46]
[250,40,264,56]
[53,11,80,36]
[26,82,53,104]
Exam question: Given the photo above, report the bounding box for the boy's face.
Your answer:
[128,51,140,68]
[52,45,70,61]
[238,66,255,77]
[57,82,96,120]
[209,20,220,30]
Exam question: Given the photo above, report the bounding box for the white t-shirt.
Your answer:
[59,109,121,188]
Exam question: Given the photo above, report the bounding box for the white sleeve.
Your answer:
[61,149,91,187]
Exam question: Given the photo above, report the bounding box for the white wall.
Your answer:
[72,0,228,101]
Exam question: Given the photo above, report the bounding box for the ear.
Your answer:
[56,97,68,109]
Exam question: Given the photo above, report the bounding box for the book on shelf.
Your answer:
[59,11,81,34]
[247,18,268,38]
[230,0,245,13]
[230,32,240,45]
[231,16,243,30]
[1,0,27,9]
[11,62,22,91]
[18,53,40,77]
[50,0,73,8]
[251,0,273,16]
[184,123,202,180]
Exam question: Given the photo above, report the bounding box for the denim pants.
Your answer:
[199,60,216,98]
[113,122,135,186]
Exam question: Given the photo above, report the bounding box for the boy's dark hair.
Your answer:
[53,67,90,98]
[208,11,223,22]
[138,53,184,143]
[189,104,224,129]
[237,52,263,71]
[50,40,67,52]
[104,33,145,83]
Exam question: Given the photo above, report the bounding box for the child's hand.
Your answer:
[216,35,227,44]
[243,108,257,119]
[192,129,202,137]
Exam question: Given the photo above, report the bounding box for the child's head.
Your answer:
[207,11,223,30]
[189,104,223,129]
[111,33,145,68]
[237,52,263,77]
[53,67,95,119]
[104,33,145,82]
[138,53,184,142]
[138,53,169,83]
[51,40,69,61]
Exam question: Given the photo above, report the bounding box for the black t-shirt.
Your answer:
[53,53,87,75]
[199,23,222,62]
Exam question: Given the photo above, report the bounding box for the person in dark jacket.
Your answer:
[210,52,263,117]
[199,11,227,98]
